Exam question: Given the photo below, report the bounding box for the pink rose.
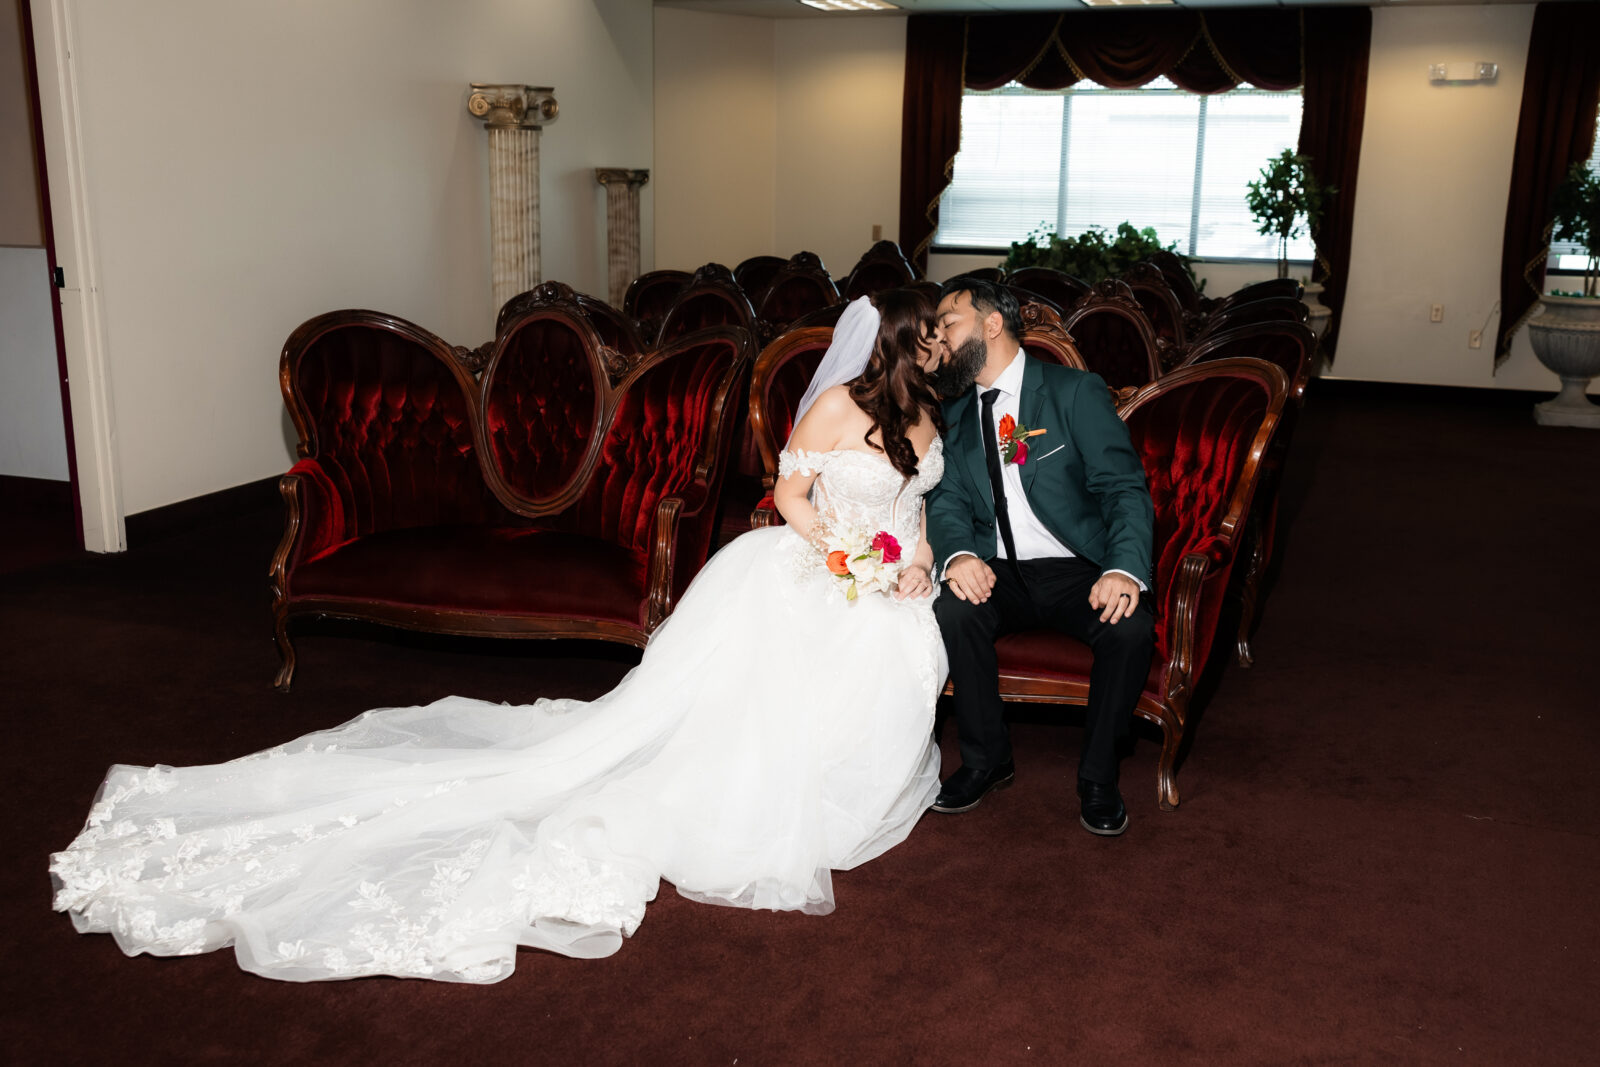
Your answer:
[871,531,902,563]
[1014,442,1029,465]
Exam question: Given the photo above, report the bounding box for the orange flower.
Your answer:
[826,550,852,576]
[997,413,1016,444]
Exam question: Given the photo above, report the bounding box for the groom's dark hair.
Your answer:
[940,276,1021,343]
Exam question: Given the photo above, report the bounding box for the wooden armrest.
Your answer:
[645,496,685,630]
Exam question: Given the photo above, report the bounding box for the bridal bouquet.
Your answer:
[823,527,904,601]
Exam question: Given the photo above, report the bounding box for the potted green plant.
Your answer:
[1245,150,1332,281]
[1003,222,1197,288]
[1527,161,1600,428]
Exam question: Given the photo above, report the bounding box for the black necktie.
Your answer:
[980,388,1020,565]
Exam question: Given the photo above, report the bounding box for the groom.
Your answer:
[925,277,1154,837]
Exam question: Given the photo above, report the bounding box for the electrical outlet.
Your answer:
[1469,329,1483,349]
[1430,303,1444,323]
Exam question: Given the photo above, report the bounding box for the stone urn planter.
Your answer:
[1526,295,1600,428]
[1301,281,1333,342]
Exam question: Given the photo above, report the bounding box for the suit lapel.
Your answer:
[946,390,992,518]
[1019,356,1048,494]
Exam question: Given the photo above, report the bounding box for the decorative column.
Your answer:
[466,84,559,312]
[595,168,650,306]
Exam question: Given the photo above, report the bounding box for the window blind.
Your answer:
[936,80,1313,263]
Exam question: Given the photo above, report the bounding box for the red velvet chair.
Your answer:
[1178,323,1316,667]
[498,287,644,357]
[842,240,920,299]
[733,255,788,303]
[271,286,754,690]
[655,263,759,347]
[1202,277,1302,316]
[1008,266,1092,312]
[623,269,692,344]
[1191,296,1309,345]
[1147,251,1203,315]
[1018,300,1088,370]
[1121,262,1189,358]
[1060,279,1165,395]
[754,252,841,341]
[746,326,834,528]
[977,357,1290,810]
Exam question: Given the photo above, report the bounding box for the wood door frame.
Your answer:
[24,0,123,552]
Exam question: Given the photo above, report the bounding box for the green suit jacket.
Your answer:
[926,357,1154,588]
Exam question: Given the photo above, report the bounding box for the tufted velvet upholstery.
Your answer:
[482,316,601,504]
[280,316,506,561]
[987,357,1289,810]
[1178,325,1315,666]
[1123,366,1281,676]
[271,298,754,691]
[542,331,748,607]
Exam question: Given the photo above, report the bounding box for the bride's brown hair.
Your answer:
[847,288,946,479]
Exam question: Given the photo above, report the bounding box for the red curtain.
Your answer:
[1495,1,1600,367]
[899,8,1370,351]
[1298,8,1370,356]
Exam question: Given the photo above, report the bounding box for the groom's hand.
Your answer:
[1090,572,1141,624]
[945,555,996,604]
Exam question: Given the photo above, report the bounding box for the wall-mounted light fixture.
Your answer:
[1428,62,1498,85]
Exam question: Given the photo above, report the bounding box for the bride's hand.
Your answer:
[895,564,933,601]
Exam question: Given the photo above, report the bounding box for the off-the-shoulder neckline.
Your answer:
[781,437,944,464]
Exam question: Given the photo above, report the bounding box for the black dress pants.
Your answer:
[934,556,1155,786]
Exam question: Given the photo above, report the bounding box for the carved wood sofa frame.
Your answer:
[270,285,754,691]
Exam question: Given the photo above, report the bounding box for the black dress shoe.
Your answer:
[1077,779,1128,836]
[930,761,1015,814]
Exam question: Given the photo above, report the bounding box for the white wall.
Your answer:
[1334,3,1575,392]
[0,246,70,480]
[50,0,653,516]
[654,8,775,270]
[1,0,41,247]
[653,11,905,280]
[773,17,905,280]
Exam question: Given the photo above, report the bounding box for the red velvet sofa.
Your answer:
[269,282,754,690]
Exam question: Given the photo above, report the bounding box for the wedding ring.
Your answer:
[1118,593,1130,600]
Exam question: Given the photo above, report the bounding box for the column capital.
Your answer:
[595,168,650,188]
[467,85,559,129]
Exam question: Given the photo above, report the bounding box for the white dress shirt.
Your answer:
[945,349,1145,590]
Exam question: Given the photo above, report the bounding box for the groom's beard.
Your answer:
[928,334,988,398]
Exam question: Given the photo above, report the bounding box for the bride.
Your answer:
[51,290,952,983]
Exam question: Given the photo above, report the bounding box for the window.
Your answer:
[935,79,1312,263]
[1549,119,1600,273]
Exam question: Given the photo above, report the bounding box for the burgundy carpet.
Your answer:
[3,382,1596,1064]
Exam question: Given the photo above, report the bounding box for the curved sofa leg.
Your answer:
[1235,526,1266,669]
[1158,721,1182,811]
[273,615,296,692]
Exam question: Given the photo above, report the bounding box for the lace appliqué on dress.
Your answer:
[778,448,832,480]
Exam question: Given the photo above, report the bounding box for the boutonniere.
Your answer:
[996,413,1047,465]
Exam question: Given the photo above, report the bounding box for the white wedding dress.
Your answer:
[51,441,947,983]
